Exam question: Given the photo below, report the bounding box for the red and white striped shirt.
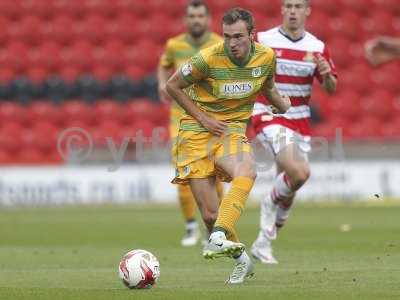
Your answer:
[252,27,337,136]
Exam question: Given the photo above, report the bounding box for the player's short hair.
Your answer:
[282,0,310,6]
[186,0,209,15]
[222,8,254,34]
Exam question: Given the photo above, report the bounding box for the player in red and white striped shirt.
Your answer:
[251,0,337,264]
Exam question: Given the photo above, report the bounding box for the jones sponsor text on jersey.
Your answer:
[220,82,254,98]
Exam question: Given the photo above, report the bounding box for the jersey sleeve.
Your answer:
[180,51,209,84]
[159,39,174,68]
[315,45,337,83]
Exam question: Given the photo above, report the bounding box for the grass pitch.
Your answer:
[0,203,399,300]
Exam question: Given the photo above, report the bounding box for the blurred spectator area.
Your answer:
[0,0,400,164]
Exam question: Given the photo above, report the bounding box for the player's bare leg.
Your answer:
[189,177,219,235]
[177,184,201,247]
[252,143,310,264]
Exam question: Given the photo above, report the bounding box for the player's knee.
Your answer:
[290,165,310,189]
[235,161,257,181]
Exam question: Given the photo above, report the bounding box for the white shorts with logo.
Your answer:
[256,124,311,160]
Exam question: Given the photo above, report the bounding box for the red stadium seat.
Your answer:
[115,0,149,16]
[134,40,162,72]
[345,116,381,140]
[32,121,59,153]
[60,41,94,72]
[0,149,14,164]
[361,90,394,121]
[93,99,123,123]
[20,0,54,18]
[312,0,343,17]
[105,13,137,43]
[29,101,64,126]
[153,0,185,17]
[82,0,118,18]
[93,40,125,71]
[0,17,10,46]
[307,11,333,42]
[0,102,26,125]
[59,66,82,82]
[381,118,400,139]
[92,120,123,146]
[362,11,396,37]
[18,147,49,164]
[0,68,16,82]
[329,38,352,69]
[147,14,177,43]
[73,14,106,44]
[8,16,42,45]
[0,122,23,153]
[28,42,62,72]
[340,64,374,96]
[61,100,96,126]
[328,90,362,122]
[53,0,84,18]
[20,121,58,154]
[1,42,29,73]
[125,65,147,81]
[329,12,364,41]
[341,0,374,15]
[26,67,49,84]
[0,1,22,20]
[92,65,114,81]
[372,64,400,94]
[41,15,74,45]
[129,120,158,141]
[121,99,161,125]
[373,0,400,15]
[312,117,348,140]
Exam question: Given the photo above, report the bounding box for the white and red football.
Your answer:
[118,249,160,289]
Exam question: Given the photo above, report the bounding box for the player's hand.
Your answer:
[199,114,228,136]
[269,94,291,114]
[158,84,171,103]
[314,53,332,77]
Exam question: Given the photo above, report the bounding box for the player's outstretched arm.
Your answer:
[365,36,400,66]
[166,70,227,136]
[261,76,291,114]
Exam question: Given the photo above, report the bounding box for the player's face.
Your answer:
[223,20,254,61]
[185,6,210,38]
[281,0,310,30]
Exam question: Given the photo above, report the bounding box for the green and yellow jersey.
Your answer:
[179,41,276,132]
[159,32,223,138]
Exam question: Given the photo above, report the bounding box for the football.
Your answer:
[118,249,160,289]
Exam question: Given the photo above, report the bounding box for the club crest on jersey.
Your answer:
[303,51,314,62]
[275,50,283,57]
[252,67,262,77]
[181,63,192,76]
[220,82,253,98]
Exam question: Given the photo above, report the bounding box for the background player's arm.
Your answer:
[157,41,175,102]
[260,75,291,114]
[166,70,227,136]
[315,53,337,94]
[157,64,174,103]
[365,36,400,66]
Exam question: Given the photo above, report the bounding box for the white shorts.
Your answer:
[256,124,311,159]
